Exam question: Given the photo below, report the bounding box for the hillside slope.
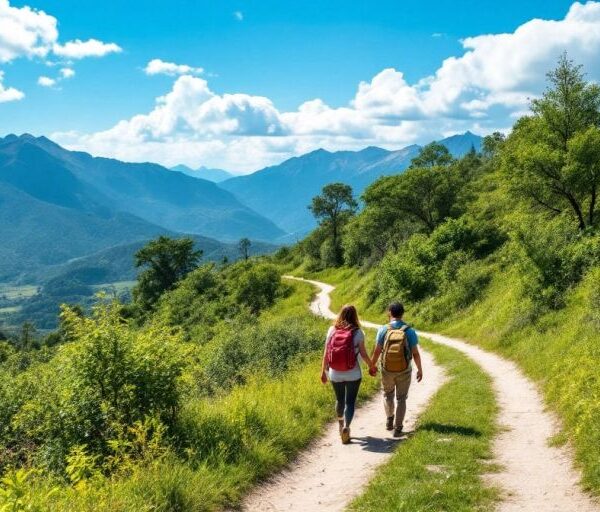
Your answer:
[0,180,167,280]
[28,235,279,285]
[0,134,285,242]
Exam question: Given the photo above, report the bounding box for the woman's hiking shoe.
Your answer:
[338,419,344,435]
[341,426,351,444]
[393,426,403,438]
[386,416,394,431]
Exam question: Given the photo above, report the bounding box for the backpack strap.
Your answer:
[389,322,410,331]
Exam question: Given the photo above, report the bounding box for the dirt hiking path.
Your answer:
[421,331,599,511]
[251,281,600,512]
[242,277,599,512]
[240,277,446,511]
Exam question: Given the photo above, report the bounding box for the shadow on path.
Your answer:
[419,422,481,437]
[352,432,416,453]
[351,423,480,454]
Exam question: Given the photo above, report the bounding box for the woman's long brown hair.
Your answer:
[335,304,361,330]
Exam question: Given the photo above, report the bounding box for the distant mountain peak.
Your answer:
[307,148,331,156]
[358,146,390,157]
[170,164,233,183]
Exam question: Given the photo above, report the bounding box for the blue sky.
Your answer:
[1,0,595,171]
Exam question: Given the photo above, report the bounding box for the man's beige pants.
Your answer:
[381,367,412,429]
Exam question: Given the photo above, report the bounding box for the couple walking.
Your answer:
[320,302,423,444]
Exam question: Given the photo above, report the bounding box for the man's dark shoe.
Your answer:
[393,426,403,438]
[386,416,394,431]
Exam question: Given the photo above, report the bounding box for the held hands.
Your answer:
[368,365,378,377]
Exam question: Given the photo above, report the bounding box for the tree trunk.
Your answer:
[564,192,586,230]
[589,186,597,227]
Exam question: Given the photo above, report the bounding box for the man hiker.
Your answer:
[370,302,423,437]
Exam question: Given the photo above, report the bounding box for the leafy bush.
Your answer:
[373,217,502,306]
[230,263,281,315]
[1,303,187,474]
[512,214,600,309]
[204,317,323,392]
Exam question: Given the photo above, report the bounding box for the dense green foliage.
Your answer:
[133,236,202,310]
[0,251,358,510]
[502,55,600,231]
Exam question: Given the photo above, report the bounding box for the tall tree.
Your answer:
[410,142,454,169]
[309,183,357,266]
[503,55,600,230]
[16,321,37,351]
[133,236,202,309]
[482,132,506,159]
[238,238,251,261]
[363,165,461,234]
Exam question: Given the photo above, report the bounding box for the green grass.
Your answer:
[298,266,385,321]
[349,339,499,512]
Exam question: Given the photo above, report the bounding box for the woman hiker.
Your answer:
[321,304,376,444]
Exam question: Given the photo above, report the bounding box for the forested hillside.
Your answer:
[0,134,284,255]
[1,235,277,331]
[281,56,600,494]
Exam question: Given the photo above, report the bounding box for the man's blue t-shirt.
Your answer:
[376,320,419,348]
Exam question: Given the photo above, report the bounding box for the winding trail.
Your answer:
[242,277,599,512]
[241,277,446,512]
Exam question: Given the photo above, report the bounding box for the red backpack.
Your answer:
[327,328,357,371]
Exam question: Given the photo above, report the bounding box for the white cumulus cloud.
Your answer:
[144,59,203,76]
[0,0,121,95]
[0,70,23,102]
[52,38,121,59]
[55,1,600,172]
[37,75,55,87]
[0,0,57,63]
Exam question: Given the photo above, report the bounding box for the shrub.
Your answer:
[204,317,323,393]
[512,215,600,309]
[230,263,281,315]
[2,303,187,474]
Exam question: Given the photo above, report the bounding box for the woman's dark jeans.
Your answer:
[331,379,361,426]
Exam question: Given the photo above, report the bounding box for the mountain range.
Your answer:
[171,165,234,183]
[0,134,285,278]
[221,131,482,236]
[0,131,482,281]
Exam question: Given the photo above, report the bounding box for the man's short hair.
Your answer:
[388,302,405,318]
